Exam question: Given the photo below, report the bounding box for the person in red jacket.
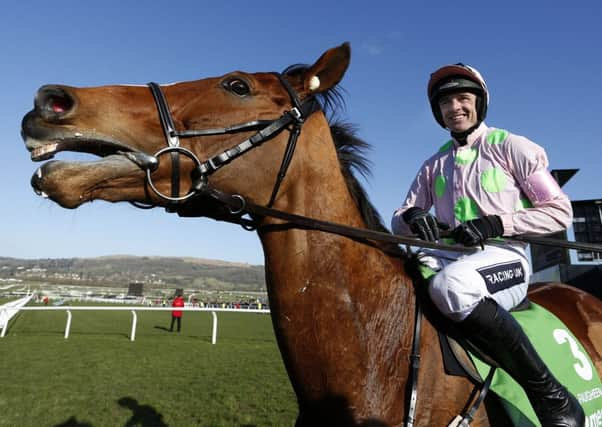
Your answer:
[169,293,185,333]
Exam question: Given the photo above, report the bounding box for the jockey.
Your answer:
[391,63,584,426]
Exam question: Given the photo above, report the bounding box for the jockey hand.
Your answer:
[452,215,504,247]
[402,207,448,242]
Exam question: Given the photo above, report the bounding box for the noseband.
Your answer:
[142,74,319,209]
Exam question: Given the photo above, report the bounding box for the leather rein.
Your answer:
[133,76,602,254]
[135,75,471,252]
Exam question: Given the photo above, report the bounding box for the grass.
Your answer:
[0,306,298,426]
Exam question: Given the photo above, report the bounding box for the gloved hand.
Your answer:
[402,207,448,242]
[451,215,504,247]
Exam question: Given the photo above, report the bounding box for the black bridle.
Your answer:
[144,73,318,209]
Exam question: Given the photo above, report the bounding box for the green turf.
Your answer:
[0,308,297,426]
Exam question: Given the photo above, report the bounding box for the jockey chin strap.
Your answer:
[145,73,319,211]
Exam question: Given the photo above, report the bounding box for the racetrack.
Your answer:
[0,307,297,426]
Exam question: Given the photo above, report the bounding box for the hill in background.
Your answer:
[0,255,266,292]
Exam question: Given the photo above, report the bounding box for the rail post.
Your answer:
[0,308,7,338]
[130,310,137,341]
[64,310,72,339]
[211,311,218,344]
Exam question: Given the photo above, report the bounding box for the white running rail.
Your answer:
[0,306,269,344]
[0,295,33,331]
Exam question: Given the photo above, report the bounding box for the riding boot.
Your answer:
[457,298,585,427]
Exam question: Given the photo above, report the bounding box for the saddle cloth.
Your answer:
[445,302,602,426]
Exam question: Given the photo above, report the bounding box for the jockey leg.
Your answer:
[426,245,584,427]
[458,298,584,427]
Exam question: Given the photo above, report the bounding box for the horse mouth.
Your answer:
[24,127,160,174]
[26,135,139,162]
[22,129,155,207]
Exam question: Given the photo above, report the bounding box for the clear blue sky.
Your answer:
[1,1,600,265]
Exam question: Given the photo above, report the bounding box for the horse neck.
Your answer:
[255,122,417,411]
[258,117,372,270]
[256,116,415,344]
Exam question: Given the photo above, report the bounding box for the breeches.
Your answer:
[419,244,530,321]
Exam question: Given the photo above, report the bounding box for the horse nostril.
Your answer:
[35,85,76,121]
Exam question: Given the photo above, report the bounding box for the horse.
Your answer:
[21,42,602,426]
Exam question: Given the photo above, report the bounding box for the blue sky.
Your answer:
[1,1,600,265]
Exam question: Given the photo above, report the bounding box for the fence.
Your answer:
[0,294,33,329]
[0,306,270,344]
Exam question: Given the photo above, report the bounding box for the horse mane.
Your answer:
[328,121,384,231]
[283,65,404,257]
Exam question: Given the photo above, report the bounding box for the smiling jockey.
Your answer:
[391,63,584,426]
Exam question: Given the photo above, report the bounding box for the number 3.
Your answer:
[553,328,593,381]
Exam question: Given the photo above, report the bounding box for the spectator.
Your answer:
[169,293,185,333]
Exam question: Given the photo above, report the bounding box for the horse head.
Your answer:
[21,43,351,214]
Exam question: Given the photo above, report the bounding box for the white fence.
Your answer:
[0,294,33,329]
[0,306,270,344]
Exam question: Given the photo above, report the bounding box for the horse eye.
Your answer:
[224,78,250,96]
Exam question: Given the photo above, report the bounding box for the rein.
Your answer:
[197,184,472,252]
[141,75,472,252]
[139,77,602,254]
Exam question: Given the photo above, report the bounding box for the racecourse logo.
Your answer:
[477,261,525,293]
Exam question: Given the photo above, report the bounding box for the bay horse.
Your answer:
[21,43,602,426]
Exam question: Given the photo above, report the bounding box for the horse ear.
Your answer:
[300,42,351,95]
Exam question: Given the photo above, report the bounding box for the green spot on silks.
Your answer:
[481,168,507,193]
[487,129,508,145]
[454,197,480,222]
[434,175,446,198]
[455,148,478,165]
[439,139,453,152]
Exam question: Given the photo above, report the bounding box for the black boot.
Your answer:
[457,298,585,427]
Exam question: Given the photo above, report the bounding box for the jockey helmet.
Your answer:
[428,63,489,129]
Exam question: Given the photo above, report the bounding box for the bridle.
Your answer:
[142,73,319,210]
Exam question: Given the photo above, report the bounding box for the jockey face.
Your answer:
[438,91,479,133]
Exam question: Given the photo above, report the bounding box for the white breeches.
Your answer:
[419,244,530,322]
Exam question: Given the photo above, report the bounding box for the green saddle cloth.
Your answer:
[470,302,602,426]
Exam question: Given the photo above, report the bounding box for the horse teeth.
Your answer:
[31,143,58,160]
